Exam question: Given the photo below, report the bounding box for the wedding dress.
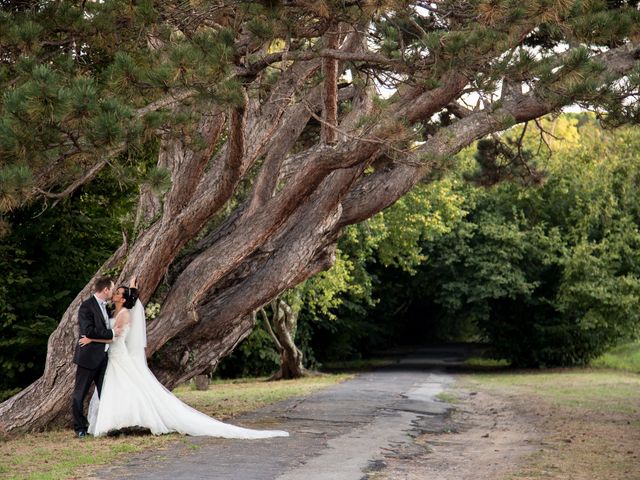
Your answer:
[87,301,288,439]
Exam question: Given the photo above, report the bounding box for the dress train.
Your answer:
[87,303,288,439]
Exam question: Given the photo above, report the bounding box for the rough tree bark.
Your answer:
[1,2,639,434]
[260,298,305,380]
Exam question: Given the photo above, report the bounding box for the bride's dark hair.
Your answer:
[119,286,139,309]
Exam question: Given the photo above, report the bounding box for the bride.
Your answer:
[78,279,288,439]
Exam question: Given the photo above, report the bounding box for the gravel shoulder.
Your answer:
[374,383,540,480]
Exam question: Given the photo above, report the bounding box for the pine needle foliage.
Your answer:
[1,0,638,207]
[0,0,240,201]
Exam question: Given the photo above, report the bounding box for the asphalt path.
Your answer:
[96,346,471,480]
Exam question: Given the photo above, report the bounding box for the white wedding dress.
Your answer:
[87,301,288,439]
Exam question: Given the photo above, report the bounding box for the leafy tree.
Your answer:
[0,243,30,401]
[370,116,640,367]
[0,167,136,400]
[1,1,640,433]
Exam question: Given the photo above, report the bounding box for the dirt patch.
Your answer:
[372,386,540,480]
[507,396,640,480]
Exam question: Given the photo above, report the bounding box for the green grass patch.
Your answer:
[174,374,352,419]
[463,368,640,480]
[1,374,350,479]
[466,369,640,414]
[591,341,640,373]
[0,431,175,480]
[464,341,640,374]
[435,391,460,403]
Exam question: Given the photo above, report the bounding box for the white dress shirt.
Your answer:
[93,294,112,351]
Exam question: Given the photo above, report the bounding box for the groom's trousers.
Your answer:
[72,356,108,433]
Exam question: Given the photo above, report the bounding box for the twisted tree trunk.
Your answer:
[261,298,305,380]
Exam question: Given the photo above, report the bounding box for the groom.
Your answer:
[71,276,120,438]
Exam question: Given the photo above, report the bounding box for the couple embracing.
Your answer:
[71,276,288,439]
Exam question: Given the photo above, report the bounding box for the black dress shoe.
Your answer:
[76,431,87,438]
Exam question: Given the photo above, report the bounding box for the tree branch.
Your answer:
[259,306,282,352]
[238,48,414,78]
[29,87,202,206]
[321,22,340,145]
[34,152,116,206]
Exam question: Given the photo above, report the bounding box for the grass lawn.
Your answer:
[458,342,640,479]
[173,374,352,420]
[591,341,640,374]
[0,374,351,480]
[462,369,640,480]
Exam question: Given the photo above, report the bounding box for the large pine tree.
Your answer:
[1,0,639,433]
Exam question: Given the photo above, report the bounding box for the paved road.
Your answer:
[97,346,470,480]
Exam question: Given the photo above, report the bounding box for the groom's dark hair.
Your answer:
[94,277,113,292]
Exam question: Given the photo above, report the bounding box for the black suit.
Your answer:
[71,296,114,434]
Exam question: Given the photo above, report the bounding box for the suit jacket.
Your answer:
[73,296,114,369]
